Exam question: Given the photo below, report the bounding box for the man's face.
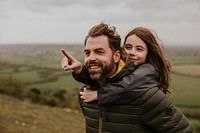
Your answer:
[84,35,117,82]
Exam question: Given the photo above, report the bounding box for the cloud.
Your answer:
[123,0,200,22]
[0,0,200,45]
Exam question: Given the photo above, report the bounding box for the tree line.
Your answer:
[0,76,81,110]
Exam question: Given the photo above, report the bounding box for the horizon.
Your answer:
[0,43,199,47]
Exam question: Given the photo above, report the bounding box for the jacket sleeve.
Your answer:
[140,87,193,133]
[72,65,95,85]
[98,64,159,105]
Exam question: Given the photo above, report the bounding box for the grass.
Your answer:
[0,94,84,133]
[0,68,14,73]
[1,92,199,133]
[171,73,200,106]
[172,64,200,77]
[190,118,200,131]
[8,70,42,82]
[27,74,82,92]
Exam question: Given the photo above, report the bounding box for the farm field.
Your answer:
[172,64,200,77]
[0,44,84,92]
[0,44,200,132]
[171,73,200,107]
[1,44,199,98]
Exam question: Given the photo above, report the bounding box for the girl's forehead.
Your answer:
[125,35,147,47]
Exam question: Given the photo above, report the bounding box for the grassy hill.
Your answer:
[0,44,200,132]
[0,94,84,133]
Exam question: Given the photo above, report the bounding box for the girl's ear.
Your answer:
[113,50,121,63]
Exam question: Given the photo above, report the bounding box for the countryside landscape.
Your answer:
[0,44,200,133]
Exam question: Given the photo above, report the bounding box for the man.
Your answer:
[61,22,193,133]
[61,22,136,132]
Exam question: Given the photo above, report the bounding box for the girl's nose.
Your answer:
[130,50,136,56]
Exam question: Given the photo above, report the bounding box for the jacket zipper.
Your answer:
[99,115,102,133]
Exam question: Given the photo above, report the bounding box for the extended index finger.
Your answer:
[61,49,72,61]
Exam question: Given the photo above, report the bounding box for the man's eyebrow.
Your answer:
[94,48,105,51]
[95,48,104,50]
[84,48,105,52]
[84,49,89,52]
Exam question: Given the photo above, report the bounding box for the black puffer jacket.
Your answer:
[74,59,193,133]
[79,87,193,133]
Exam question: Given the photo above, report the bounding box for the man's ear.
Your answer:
[113,50,121,63]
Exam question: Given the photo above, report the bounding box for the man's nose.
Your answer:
[88,52,97,60]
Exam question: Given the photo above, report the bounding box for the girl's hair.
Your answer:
[124,27,171,94]
[84,22,121,53]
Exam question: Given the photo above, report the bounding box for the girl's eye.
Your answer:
[136,47,144,52]
[125,44,132,50]
[137,48,142,51]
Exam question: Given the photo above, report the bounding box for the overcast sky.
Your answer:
[0,0,200,46]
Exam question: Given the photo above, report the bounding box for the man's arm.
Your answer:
[61,49,82,74]
[61,49,97,85]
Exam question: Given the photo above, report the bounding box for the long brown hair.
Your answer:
[124,27,171,94]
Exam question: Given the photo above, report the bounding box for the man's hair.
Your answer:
[84,22,121,52]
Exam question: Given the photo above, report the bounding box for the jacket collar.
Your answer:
[109,52,135,82]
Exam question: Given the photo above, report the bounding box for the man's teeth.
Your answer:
[90,66,98,69]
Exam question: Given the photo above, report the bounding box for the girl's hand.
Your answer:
[80,87,97,102]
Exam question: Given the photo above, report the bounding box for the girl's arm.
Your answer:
[98,63,159,105]
[80,63,159,105]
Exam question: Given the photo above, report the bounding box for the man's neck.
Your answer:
[97,80,105,86]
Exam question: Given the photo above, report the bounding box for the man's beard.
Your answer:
[87,59,115,81]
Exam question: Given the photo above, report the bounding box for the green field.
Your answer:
[0,44,200,132]
[172,73,200,107]
[0,44,84,91]
[1,44,199,100]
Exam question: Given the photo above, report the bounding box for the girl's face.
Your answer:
[124,34,148,65]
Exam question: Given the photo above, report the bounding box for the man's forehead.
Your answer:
[84,36,110,50]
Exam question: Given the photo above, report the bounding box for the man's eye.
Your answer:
[84,52,90,57]
[96,51,104,54]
